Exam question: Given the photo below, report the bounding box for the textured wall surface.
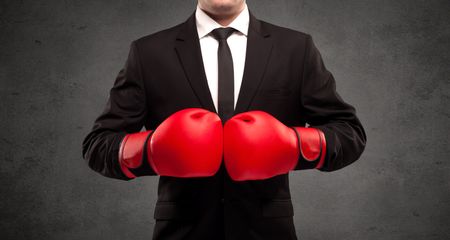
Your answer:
[1,0,449,239]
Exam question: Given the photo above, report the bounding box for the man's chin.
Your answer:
[200,0,244,16]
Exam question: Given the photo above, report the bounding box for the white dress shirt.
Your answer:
[195,3,249,112]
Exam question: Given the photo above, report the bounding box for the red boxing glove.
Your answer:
[224,111,326,181]
[118,108,223,179]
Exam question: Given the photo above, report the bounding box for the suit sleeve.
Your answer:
[82,40,154,180]
[295,34,367,172]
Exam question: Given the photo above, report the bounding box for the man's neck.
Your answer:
[200,5,245,26]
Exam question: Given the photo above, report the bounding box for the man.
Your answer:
[82,0,367,239]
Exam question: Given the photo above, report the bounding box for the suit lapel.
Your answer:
[175,12,217,113]
[234,11,273,114]
[174,10,273,115]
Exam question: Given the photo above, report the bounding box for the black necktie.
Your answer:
[210,27,236,123]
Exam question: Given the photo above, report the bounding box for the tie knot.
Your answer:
[210,27,235,40]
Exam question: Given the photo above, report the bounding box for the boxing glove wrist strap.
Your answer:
[291,127,326,170]
[118,130,155,179]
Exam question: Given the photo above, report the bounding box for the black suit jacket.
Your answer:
[82,9,366,240]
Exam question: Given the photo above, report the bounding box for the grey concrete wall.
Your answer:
[1,0,449,239]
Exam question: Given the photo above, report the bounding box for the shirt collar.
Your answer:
[196,3,249,39]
